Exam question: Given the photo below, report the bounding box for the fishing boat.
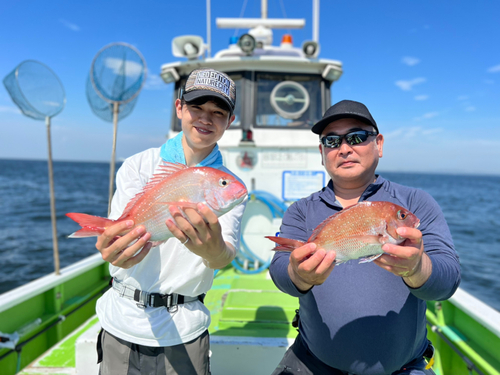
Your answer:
[1,1,499,374]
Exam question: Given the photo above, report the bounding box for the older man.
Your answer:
[269,100,460,375]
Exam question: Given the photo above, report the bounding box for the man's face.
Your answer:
[319,118,384,185]
[175,98,235,152]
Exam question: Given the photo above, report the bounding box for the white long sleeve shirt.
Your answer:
[96,147,246,346]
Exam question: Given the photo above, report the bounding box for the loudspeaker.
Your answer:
[172,35,205,60]
[302,41,320,58]
[238,34,256,55]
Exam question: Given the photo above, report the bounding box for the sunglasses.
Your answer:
[320,130,378,148]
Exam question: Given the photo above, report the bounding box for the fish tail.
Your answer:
[265,236,305,251]
[66,212,115,238]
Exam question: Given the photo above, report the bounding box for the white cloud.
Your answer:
[104,58,144,77]
[487,64,500,73]
[395,77,426,91]
[402,56,420,66]
[422,128,443,135]
[414,95,428,101]
[42,101,62,107]
[59,19,80,32]
[465,106,476,112]
[384,126,442,140]
[0,106,21,114]
[144,74,167,90]
[414,111,439,121]
[457,95,468,101]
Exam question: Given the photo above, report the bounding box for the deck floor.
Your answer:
[20,316,99,375]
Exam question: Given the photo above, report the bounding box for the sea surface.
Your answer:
[0,159,499,312]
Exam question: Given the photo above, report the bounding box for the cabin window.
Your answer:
[254,73,322,129]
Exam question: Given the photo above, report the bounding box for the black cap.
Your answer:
[182,68,236,112]
[311,100,378,135]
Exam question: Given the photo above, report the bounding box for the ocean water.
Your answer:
[0,159,499,312]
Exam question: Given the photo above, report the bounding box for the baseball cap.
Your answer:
[182,68,236,112]
[311,100,378,135]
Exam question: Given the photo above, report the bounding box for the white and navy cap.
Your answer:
[182,68,236,112]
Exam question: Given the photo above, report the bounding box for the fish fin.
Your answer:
[265,236,305,251]
[358,253,383,264]
[66,213,115,237]
[118,162,189,219]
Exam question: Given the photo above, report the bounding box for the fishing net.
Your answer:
[86,75,138,122]
[3,60,66,275]
[87,42,147,214]
[3,60,65,120]
[90,42,147,104]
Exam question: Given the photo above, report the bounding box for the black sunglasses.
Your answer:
[320,130,378,148]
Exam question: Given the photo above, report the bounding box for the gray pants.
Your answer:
[271,335,436,375]
[98,329,210,375]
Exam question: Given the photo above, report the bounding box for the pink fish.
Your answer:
[66,162,247,246]
[266,201,420,264]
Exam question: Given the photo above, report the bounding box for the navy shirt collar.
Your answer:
[319,174,386,207]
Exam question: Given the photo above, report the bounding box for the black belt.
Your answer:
[111,278,205,312]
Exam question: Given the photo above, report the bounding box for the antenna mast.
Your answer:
[313,0,319,42]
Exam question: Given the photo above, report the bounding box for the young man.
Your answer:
[94,68,246,375]
[269,100,461,375]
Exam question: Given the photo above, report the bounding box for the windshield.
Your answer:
[255,73,322,129]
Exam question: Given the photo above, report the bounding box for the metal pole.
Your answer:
[46,116,60,275]
[207,0,211,58]
[313,0,319,42]
[262,0,267,19]
[108,102,119,216]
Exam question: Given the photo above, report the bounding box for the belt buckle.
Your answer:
[135,289,147,309]
[167,294,179,313]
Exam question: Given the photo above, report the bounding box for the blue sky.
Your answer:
[1,0,499,175]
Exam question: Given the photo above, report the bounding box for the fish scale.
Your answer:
[266,201,420,264]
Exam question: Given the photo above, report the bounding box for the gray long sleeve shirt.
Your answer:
[269,176,461,375]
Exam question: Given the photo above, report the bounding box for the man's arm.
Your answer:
[165,203,237,269]
[95,157,153,268]
[375,226,432,288]
[269,200,336,296]
[378,190,460,300]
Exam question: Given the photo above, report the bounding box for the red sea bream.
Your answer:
[266,201,420,264]
[66,162,247,246]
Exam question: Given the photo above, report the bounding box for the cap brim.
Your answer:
[183,90,234,112]
[311,114,378,135]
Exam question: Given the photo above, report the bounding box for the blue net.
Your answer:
[3,60,65,120]
[86,75,138,122]
[90,43,147,104]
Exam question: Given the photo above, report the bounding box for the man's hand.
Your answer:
[375,227,432,288]
[166,203,236,269]
[287,243,336,292]
[95,220,152,269]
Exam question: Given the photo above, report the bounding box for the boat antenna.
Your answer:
[207,0,211,57]
[313,0,319,42]
[261,0,267,18]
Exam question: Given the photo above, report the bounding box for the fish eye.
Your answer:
[219,178,228,187]
[397,210,407,220]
